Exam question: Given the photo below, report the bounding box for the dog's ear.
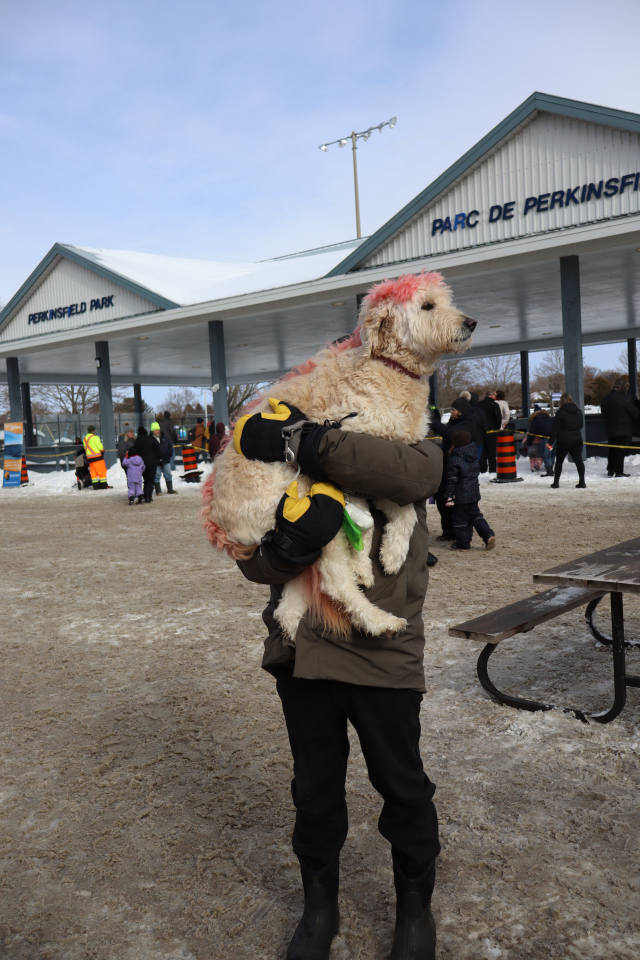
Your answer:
[360,305,400,357]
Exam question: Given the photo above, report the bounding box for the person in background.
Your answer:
[431,398,480,542]
[462,391,487,462]
[123,449,145,504]
[495,390,510,428]
[194,417,207,462]
[477,390,502,473]
[117,428,136,466]
[159,410,178,470]
[130,425,161,503]
[83,425,110,490]
[526,405,555,477]
[600,377,640,478]
[208,421,227,460]
[442,429,496,551]
[151,422,178,495]
[548,393,586,489]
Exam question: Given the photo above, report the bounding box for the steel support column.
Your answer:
[6,357,22,421]
[520,350,530,420]
[560,257,584,428]
[21,382,35,446]
[95,342,117,468]
[628,339,637,399]
[428,371,438,408]
[133,383,144,429]
[208,320,229,426]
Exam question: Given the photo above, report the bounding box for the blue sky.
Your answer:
[2,0,640,403]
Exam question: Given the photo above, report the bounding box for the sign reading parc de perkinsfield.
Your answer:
[28,294,116,325]
[431,172,640,235]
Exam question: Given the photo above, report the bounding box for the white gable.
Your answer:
[0,257,159,344]
[365,112,640,268]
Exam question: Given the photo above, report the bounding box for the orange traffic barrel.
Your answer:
[492,430,523,483]
[20,455,29,485]
[180,445,203,483]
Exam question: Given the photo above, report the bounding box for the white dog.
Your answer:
[201,272,475,640]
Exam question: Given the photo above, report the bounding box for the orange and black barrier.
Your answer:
[21,456,28,485]
[492,430,524,483]
[180,445,203,483]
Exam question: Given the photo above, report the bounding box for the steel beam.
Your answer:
[21,382,35,446]
[628,339,638,399]
[208,320,229,426]
[560,256,584,427]
[95,342,117,468]
[133,383,144,429]
[6,358,22,421]
[520,350,530,419]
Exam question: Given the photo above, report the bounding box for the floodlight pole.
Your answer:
[351,132,361,239]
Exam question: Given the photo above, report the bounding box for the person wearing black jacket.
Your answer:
[600,377,640,477]
[477,391,502,473]
[466,392,488,462]
[527,406,555,477]
[430,398,480,540]
[130,426,162,502]
[152,422,178,495]
[548,394,586,488]
[441,430,496,551]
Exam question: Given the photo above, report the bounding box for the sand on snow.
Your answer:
[0,458,639,959]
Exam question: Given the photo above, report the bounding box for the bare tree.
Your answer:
[434,358,474,409]
[161,388,203,417]
[33,383,128,414]
[227,383,261,421]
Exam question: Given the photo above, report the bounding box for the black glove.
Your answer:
[262,480,345,566]
[234,397,333,474]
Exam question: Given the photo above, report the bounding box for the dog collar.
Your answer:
[377,357,422,381]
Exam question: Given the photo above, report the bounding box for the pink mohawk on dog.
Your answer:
[363,271,445,308]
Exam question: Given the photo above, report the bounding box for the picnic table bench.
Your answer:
[449,537,640,723]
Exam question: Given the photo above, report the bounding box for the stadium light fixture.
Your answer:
[318,117,397,238]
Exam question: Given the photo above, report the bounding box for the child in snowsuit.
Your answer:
[123,452,145,504]
[442,430,496,551]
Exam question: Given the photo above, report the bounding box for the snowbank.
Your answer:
[1,461,212,497]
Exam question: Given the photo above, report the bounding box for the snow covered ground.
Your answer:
[6,453,640,498]
[1,460,212,497]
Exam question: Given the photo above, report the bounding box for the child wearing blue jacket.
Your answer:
[442,431,496,551]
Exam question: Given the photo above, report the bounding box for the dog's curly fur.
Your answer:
[200,272,475,639]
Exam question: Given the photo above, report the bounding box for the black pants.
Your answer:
[554,441,585,484]
[479,434,497,473]
[275,670,440,879]
[436,498,454,539]
[143,465,156,500]
[452,501,494,547]
[607,435,631,476]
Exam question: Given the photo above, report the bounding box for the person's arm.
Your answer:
[549,412,561,445]
[625,395,640,420]
[309,431,443,506]
[441,458,458,503]
[237,545,303,585]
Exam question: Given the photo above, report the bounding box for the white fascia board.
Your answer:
[2,212,639,360]
[0,369,287,387]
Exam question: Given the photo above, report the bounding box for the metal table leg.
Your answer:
[477,589,638,724]
[585,595,639,648]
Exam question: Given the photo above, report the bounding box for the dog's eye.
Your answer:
[421,301,435,311]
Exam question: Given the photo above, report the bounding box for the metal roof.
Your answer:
[326,92,640,277]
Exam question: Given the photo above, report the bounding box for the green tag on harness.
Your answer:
[342,509,363,551]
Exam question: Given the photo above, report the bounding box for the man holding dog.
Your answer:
[237,405,443,960]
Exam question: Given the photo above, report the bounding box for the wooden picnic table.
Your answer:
[532,537,640,722]
[449,537,640,723]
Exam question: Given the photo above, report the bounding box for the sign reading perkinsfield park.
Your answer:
[431,173,640,235]
[28,294,116,326]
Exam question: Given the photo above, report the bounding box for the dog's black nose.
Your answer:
[464,317,477,331]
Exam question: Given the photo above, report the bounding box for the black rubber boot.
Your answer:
[137,495,145,504]
[576,480,586,488]
[550,482,560,488]
[155,481,162,495]
[389,858,436,960]
[166,480,178,494]
[128,496,135,505]
[286,857,339,960]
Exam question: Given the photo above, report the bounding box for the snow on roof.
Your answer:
[66,238,366,307]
